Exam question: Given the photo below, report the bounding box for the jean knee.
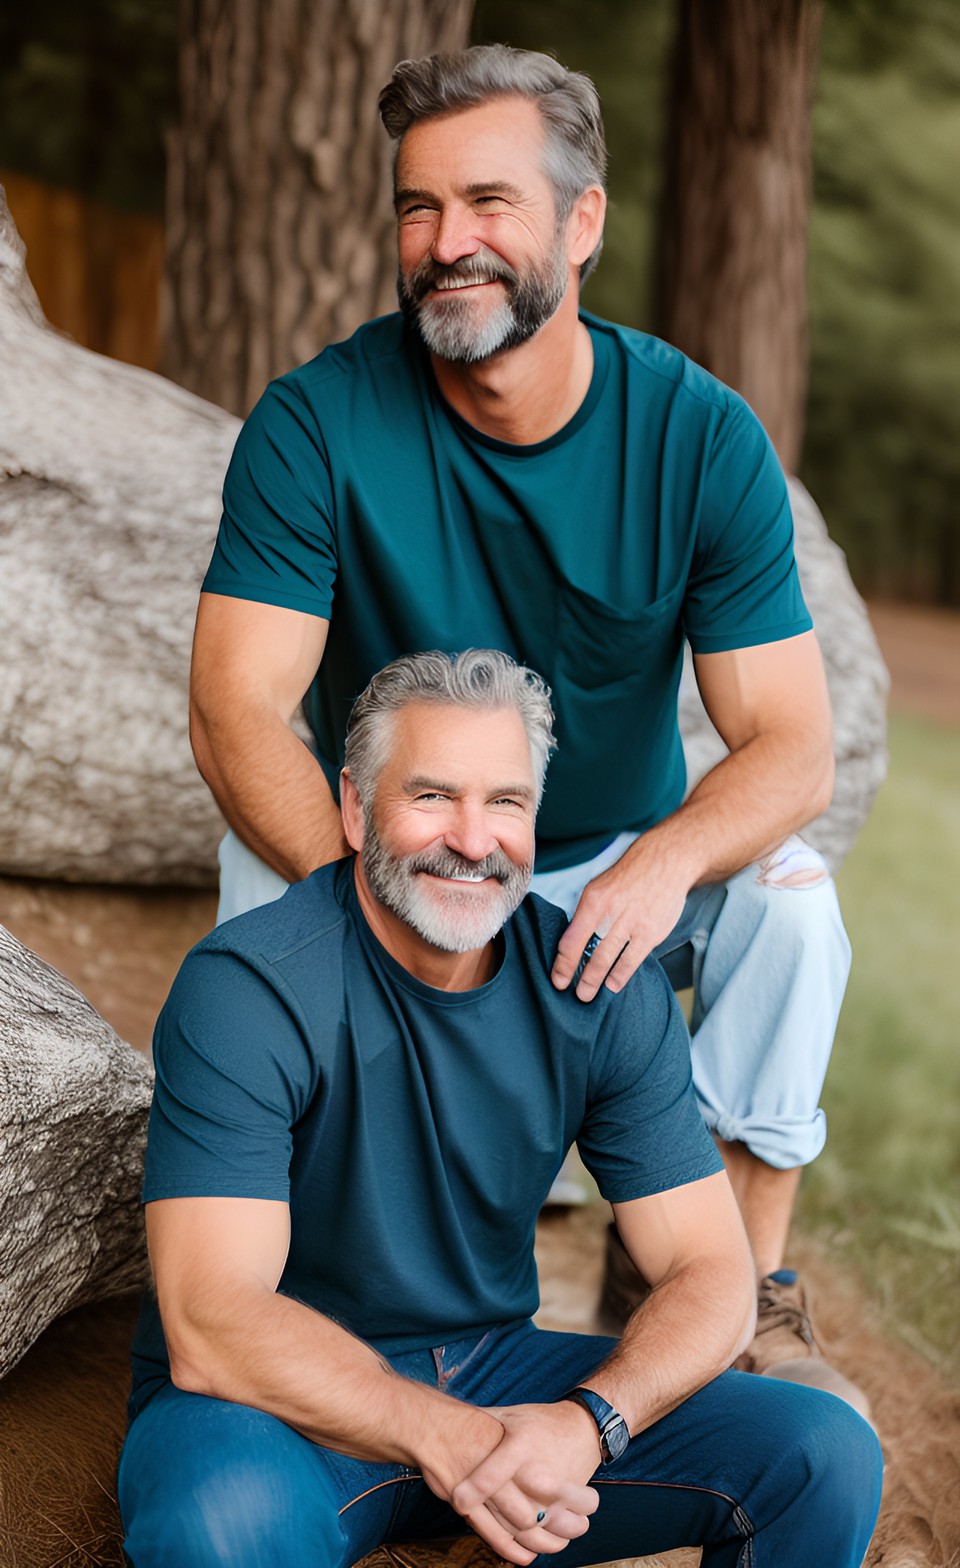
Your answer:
[773,1392,883,1553]
[124,1455,345,1568]
[727,849,851,975]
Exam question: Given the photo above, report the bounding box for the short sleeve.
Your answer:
[577,964,723,1203]
[202,377,338,618]
[143,949,315,1204]
[682,394,812,654]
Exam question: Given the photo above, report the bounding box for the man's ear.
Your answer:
[566,185,606,270]
[340,769,365,853]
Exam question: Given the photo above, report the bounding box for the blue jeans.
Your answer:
[119,1318,882,1567]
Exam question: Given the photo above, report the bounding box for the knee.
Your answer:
[773,1393,883,1557]
[124,1459,344,1568]
[726,844,851,975]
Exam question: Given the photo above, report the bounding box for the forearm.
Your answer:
[635,722,835,892]
[168,1283,500,1471]
[582,1250,756,1436]
[191,699,348,883]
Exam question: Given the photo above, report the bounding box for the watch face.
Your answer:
[602,1414,630,1463]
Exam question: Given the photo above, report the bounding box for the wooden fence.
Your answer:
[1,169,164,373]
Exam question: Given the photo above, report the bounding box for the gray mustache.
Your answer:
[408,847,513,884]
[408,249,519,299]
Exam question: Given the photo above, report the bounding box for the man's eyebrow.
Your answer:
[403,775,535,801]
[394,180,527,210]
[464,180,526,202]
[394,186,434,210]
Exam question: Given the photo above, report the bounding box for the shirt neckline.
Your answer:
[422,314,612,457]
[343,860,510,1006]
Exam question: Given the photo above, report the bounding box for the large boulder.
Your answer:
[0,187,234,886]
[679,475,889,871]
[0,925,153,1378]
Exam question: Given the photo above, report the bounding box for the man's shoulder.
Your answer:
[508,892,671,1025]
[586,311,746,418]
[280,313,416,399]
[188,860,352,983]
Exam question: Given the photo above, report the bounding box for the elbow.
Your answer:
[167,1342,221,1399]
[731,1283,758,1364]
[812,749,835,818]
[188,697,216,785]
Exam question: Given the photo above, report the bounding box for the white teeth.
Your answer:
[436,277,493,291]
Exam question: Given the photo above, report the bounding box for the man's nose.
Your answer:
[443,805,498,864]
[430,205,481,267]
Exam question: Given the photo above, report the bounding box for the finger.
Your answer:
[464,1507,536,1566]
[600,939,647,995]
[520,1502,596,1542]
[513,1508,595,1555]
[551,905,606,990]
[481,1478,543,1534]
[574,934,629,1002]
[452,1446,524,1515]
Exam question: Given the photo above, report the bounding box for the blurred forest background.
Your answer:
[1,0,957,603]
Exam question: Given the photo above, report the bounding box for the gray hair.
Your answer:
[379,44,607,282]
[344,648,557,808]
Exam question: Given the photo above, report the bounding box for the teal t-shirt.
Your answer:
[203,313,812,869]
[130,859,721,1407]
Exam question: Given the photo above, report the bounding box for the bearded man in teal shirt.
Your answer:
[190,45,860,1402]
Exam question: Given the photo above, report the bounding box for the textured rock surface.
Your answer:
[0,186,234,885]
[0,924,154,1378]
[679,476,889,870]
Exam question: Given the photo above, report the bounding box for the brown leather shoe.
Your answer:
[737,1269,874,1425]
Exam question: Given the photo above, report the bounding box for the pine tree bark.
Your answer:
[656,0,822,472]
[162,0,475,416]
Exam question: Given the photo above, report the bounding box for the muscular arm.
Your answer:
[189,593,348,881]
[553,630,835,999]
[148,1196,594,1564]
[451,1170,755,1528]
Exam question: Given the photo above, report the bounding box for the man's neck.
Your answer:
[430,295,594,447]
[351,860,498,992]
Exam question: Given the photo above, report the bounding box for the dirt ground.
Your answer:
[2,599,959,1566]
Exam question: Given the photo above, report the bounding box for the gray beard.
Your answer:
[361,826,531,954]
[397,243,568,365]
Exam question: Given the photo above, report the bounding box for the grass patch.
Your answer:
[796,711,960,1380]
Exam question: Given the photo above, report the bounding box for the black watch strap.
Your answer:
[561,1385,630,1464]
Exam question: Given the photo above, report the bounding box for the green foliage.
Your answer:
[0,0,177,212]
[472,0,675,327]
[797,712,960,1377]
[804,4,960,604]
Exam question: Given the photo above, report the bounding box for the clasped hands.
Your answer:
[422,1401,602,1565]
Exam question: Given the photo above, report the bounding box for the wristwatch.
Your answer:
[561,1386,630,1463]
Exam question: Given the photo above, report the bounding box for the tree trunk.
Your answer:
[162,0,475,416]
[656,0,822,472]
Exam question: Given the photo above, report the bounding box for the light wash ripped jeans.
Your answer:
[216,825,850,1172]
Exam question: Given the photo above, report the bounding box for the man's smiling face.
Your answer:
[352,701,537,956]
[394,96,573,364]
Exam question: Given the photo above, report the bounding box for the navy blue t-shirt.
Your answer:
[131,860,721,1409]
